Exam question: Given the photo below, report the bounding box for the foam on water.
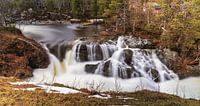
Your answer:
[29,56,200,100]
[26,36,200,100]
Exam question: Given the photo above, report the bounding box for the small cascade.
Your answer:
[33,36,178,83]
[66,36,178,82]
[73,41,117,62]
[93,49,178,82]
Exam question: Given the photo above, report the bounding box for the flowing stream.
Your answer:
[17,24,200,100]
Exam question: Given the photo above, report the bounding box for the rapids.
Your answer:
[17,24,200,100]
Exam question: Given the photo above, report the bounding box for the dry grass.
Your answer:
[0,77,200,106]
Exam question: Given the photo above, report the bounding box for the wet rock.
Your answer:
[164,74,171,81]
[102,60,111,77]
[118,67,134,79]
[95,45,103,60]
[48,44,68,61]
[151,69,160,82]
[76,44,88,62]
[123,49,133,65]
[0,33,49,78]
[85,64,98,74]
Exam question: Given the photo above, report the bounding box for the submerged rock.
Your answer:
[0,33,49,78]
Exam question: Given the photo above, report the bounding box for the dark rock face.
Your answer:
[75,44,105,62]
[123,49,133,65]
[76,44,88,62]
[95,45,103,60]
[102,60,111,77]
[0,33,49,78]
[48,44,68,61]
[85,64,98,74]
[151,69,160,82]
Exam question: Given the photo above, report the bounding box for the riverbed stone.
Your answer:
[151,69,160,82]
[123,49,133,65]
[95,45,103,60]
[85,64,98,74]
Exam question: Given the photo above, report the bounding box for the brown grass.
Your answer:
[0,77,199,106]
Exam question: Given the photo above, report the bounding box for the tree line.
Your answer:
[0,0,199,53]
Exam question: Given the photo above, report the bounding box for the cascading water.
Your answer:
[71,37,178,82]
[17,25,200,100]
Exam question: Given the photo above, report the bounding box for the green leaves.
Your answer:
[158,0,200,51]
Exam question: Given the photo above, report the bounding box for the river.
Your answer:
[17,24,200,100]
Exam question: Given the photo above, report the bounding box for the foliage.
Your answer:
[156,0,200,52]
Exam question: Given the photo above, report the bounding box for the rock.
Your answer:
[70,19,81,23]
[48,44,68,61]
[156,49,178,70]
[102,60,111,77]
[177,65,200,79]
[95,45,103,60]
[99,31,110,36]
[123,49,133,65]
[75,44,88,62]
[85,64,98,74]
[0,32,49,78]
[88,19,104,24]
[0,54,32,78]
[118,67,134,79]
[119,36,155,49]
[151,69,160,82]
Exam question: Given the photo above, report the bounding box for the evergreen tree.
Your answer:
[71,0,82,18]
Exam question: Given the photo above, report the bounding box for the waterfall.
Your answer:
[28,36,200,100]
[16,24,200,100]
[51,36,178,82]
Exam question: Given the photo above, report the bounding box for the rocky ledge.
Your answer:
[0,32,49,78]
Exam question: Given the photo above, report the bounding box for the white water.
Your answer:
[15,24,200,100]
[72,37,178,82]
[21,36,199,100]
[29,59,200,100]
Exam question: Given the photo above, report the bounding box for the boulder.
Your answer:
[102,60,111,77]
[85,64,98,74]
[123,49,133,65]
[151,69,160,82]
[0,33,49,78]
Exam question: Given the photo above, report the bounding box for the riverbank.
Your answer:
[0,31,49,78]
[0,77,199,106]
[0,29,199,80]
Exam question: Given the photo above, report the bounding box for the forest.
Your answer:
[1,0,199,51]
